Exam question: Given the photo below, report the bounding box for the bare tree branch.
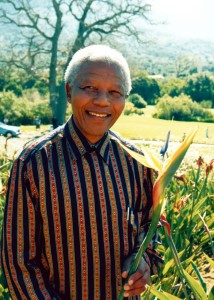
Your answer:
[0,0,154,125]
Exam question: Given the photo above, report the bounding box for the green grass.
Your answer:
[19,106,214,144]
[112,106,214,144]
[16,107,213,161]
[20,125,50,133]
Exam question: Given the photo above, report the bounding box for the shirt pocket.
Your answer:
[107,209,143,252]
[126,210,142,239]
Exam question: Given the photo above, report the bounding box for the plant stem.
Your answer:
[117,202,163,300]
[163,227,190,300]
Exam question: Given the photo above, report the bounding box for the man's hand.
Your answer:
[122,254,150,298]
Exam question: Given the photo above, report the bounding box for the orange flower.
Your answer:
[160,214,171,235]
[195,156,204,167]
[205,159,214,177]
[174,194,191,213]
[174,173,187,184]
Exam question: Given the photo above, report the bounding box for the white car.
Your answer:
[0,122,21,137]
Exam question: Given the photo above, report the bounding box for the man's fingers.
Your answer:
[121,256,151,297]
[124,286,147,298]
[123,276,148,297]
[123,275,148,297]
[124,270,149,290]
[122,260,150,297]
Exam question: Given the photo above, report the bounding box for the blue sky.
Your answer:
[150,0,214,40]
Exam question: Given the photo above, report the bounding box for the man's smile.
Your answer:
[87,111,111,118]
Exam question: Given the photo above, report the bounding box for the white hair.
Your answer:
[64,44,132,95]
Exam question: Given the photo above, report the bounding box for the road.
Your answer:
[0,132,213,163]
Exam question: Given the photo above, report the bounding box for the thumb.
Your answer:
[122,254,135,278]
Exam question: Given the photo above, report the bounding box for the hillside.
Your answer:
[125,33,214,77]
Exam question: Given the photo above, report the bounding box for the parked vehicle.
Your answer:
[0,122,21,137]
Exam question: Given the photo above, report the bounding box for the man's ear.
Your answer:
[66,83,72,103]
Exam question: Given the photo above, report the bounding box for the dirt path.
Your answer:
[1,131,213,163]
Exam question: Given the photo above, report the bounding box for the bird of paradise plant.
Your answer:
[116,127,198,300]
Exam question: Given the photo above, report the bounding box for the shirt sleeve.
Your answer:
[134,167,164,275]
[1,158,60,300]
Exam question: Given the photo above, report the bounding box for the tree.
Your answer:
[127,93,147,108]
[160,78,186,97]
[184,74,214,107]
[131,72,160,104]
[175,55,199,78]
[0,0,153,127]
[154,94,213,121]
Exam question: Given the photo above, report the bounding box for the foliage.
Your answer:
[0,90,52,125]
[0,69,49,96]
[4,80,23,97]
[144,155,214,299]
[184,75,214,107]
[0,139,15,300]
[118,128,197,300]
[200,100,213,109]
[127,93,147,108]
[175,55,199,78]
[160,78,187,97]
[123,102,144,115]
[154,94,213,121]
[131,73,160,105]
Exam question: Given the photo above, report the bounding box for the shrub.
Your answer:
[4,81,23,96]
[154,94,213,121]
[184,74,214,107]
[160,78,186,97]
[127,93,147,108]
[0,90,52,125]
[200,100,213,109]
[123,102,144,115]
[131,73,160,105]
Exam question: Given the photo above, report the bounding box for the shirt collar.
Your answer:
[64,116,110,163]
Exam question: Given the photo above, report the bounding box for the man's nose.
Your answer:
[93,90,110,106]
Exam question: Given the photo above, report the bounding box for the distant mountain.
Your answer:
[125,32,214,77]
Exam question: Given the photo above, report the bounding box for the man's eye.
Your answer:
[81,86,96,92]
[110,90,123,98]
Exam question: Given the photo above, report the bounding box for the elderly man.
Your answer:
[1,45,162,300]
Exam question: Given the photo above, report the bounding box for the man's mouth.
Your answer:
[87,111,110,118]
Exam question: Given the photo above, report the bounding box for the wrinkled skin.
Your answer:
[66,60,126,144]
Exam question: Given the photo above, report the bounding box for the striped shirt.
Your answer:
[1,116,162,300]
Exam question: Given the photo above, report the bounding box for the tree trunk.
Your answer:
[56,82,67,126]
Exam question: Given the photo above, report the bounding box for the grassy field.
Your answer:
[112,106,214,144]
[20,106,214,144]
[1,106,213,162]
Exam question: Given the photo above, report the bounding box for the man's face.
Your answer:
[66,60,126,144]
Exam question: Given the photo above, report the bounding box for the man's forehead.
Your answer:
[80,58,121,69]
[75,62,125,87]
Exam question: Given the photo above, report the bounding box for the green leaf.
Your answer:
[183,270,207,300]
[192,197,209,217]
[149,285,183,300]
[181,255,195,268]
[203,253,214,269]
[184,196,207,216]
[162,258,174,275]
[208,286,214,300]
[191,261,207,293]
[162,249,186,275]
[207,214,214,228]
